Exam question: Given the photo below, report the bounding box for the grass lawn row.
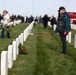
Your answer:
[0,23,29,54]
[8,24,76,75]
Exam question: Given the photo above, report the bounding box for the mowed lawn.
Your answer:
[0,23,29,54]
[8,24,76,75]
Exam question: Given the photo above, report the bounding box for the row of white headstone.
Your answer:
[1,21,34,75]
[48,22,76,48]
[13,20,22,26]
[1,20,22,26]
[48,22,76,31]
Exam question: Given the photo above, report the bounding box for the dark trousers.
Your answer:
[43,23,47,29]
[7,32,10,38]
[1,28,10,38]
[1,28,4,38]
[59,31,67,54]
[51,24,54,30]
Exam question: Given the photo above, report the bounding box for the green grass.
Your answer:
[0,23,29,53]
[8,24,76,75]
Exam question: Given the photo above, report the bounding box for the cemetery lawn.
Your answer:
[8,24,76,75]
[0,23,29,54]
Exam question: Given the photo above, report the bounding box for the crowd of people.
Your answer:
[0,10,58,39]
[0,12,57,27]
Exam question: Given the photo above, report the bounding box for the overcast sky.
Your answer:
[0,0,76,17]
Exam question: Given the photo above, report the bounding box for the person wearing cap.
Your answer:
[56,6,71,56]
[1,10,11,38]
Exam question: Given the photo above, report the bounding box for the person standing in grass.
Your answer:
[56,6,71,56]
[42,14,49,30]
[51,16,56,30]
[1,10,11,38]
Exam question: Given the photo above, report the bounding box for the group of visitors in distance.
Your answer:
[0,11,42,39]
[0,10,55,39]
[0,6,71,56]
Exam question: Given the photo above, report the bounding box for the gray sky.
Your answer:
[0,0,76,17]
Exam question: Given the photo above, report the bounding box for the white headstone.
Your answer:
[54,24,57,31]
[19,35,22,44]
[66,34,69,41]
[24,29,28,41]
[8,45,13,68]
[48,22,51,27]
[14,21,16,26]
[23,30,25,41]
[1,51,8,75]
[12,41,17,60]
[21,33,23,45]
[74,35,76,48]
[68,32,71,43]
[16,38,19,55]
[18,36,20,44]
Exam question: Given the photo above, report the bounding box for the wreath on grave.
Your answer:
[18,43,27,54]
[4,26,11,33]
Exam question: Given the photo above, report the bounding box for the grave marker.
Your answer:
[8,45,13,68]
[12,41,17,60]
[74,35,76,48]
[1,51,8,75]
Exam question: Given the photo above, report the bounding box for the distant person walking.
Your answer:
[56,6,71,56]
[39,16,42,24]
[1,10,11,38]
[51,16,56,30]
[0,14,3,22]
[42,14,49,30]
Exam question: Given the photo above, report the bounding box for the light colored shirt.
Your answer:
[3,14,10,28]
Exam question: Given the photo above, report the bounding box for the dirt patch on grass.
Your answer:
[30,32,53,36]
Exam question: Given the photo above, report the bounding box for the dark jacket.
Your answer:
[56,12,71,32]
[51,17,56,25]
[42,15,49,24]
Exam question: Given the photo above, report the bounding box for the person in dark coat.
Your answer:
[56,6,71,56]
[21,16,24,23]
[51,16,56,30]
[28,15,34,23]
[42,14,49,30]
